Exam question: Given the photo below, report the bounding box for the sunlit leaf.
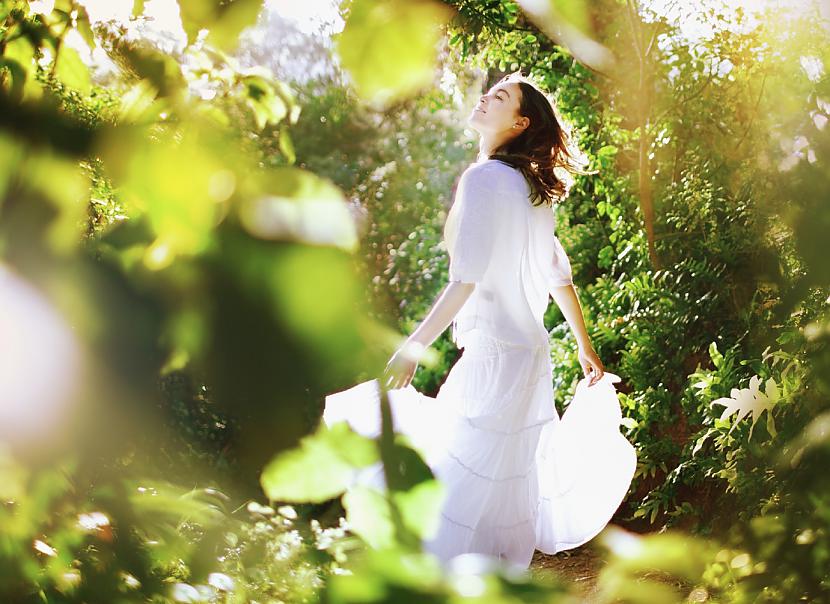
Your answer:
[334,0,454,106]
[342,439,444,547]
[115,41,186,97]
[132,0,146,17]
[26,152,90,253]
[53,46,92,95]
[260,421,379,503]
[325,545,445,598]
[99,130,234,264]
[74,5,96,50]
[550,0,591,36]
[178,0,263,50]
[598,526,715,601]
[392,477,444,539]
[342,484,395,548]
[710,375,780,439]
[240,72,297,130]
[709,341,724,369]
[278,128,295,163]
[516,0,614,72]
[246,89,286,128]
[117,80,167,124]
[1,37,37,101]
[238,167,358,250]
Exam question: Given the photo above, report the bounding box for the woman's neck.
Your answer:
[478,130,513,162]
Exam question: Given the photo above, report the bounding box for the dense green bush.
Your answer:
[2,0,829,602]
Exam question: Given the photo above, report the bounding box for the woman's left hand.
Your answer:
[578,344,605,387]
[383,344,421,390]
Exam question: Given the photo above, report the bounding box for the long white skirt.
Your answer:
[323,330,637,569]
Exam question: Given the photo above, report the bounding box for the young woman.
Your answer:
[324,71,636,570]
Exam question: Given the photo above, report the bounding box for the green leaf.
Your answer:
[334,0,454,106]
[620,416,639,431]
[260,421,378,503]
[710,375,780,439]
[0,57,28,100]
[516,0,612,72]
[133,0,146,17]
[117,80,165,124]
[237,166,358,250]
[551,0,592,36]
[243,74,288,128]
[2,37,39,101]
[597,244,614,268]
[343,485,395,548]
[392,478,444,539]
[343,478,445,548]
[708,341,723,368]
[116,42,186,97]
[278,129,295,164]
[54,46,92,95]
[75,5,96,50]
[178,0,263,50]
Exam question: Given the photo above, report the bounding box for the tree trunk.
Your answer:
[627,0,660,269]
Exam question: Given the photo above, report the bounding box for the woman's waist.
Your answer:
[452,319,549,350]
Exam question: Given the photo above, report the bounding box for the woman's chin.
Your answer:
[467,115,484,131]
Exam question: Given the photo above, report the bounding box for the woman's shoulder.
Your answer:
[467,157,519,172]
[462,158,524,187]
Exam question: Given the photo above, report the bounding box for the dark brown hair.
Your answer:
[487,71,596,207]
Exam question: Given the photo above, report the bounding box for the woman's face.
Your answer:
[467,82,526,135]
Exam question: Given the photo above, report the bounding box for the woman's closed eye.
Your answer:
[480,94,504,103]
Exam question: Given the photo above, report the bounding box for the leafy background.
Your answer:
[0,0,828,602]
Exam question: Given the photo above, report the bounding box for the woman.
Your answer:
[324,71,636,570]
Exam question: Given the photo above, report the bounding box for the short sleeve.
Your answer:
[550,234,573,287]
[447,167,503,283]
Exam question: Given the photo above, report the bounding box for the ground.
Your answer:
[531,545,605,601]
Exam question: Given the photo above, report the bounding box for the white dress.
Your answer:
[323,159,637,569]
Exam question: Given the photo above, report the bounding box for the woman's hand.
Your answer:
[577,343,605,387]
[382,341,424,390]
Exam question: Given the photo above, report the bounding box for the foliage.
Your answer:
[2,0,830,602]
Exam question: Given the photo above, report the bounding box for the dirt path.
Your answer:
[530,543,701,602]
[530,545,606,601]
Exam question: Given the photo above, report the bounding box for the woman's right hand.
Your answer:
[382,340,425,390]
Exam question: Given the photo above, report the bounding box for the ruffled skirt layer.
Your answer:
[323,329,637,569]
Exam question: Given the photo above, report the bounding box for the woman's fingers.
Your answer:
[383,366,403,390]
[382,351,418,390]
[583,358,605,387]
[582,361,593,380]
[589,361,604,385]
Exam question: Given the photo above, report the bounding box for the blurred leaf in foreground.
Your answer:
[261,420,378,503]
[334,0,455,107]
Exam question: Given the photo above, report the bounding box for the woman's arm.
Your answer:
[550,283,606,385]
[383,280,475,389]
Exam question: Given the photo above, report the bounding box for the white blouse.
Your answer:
[443,159,574,348]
